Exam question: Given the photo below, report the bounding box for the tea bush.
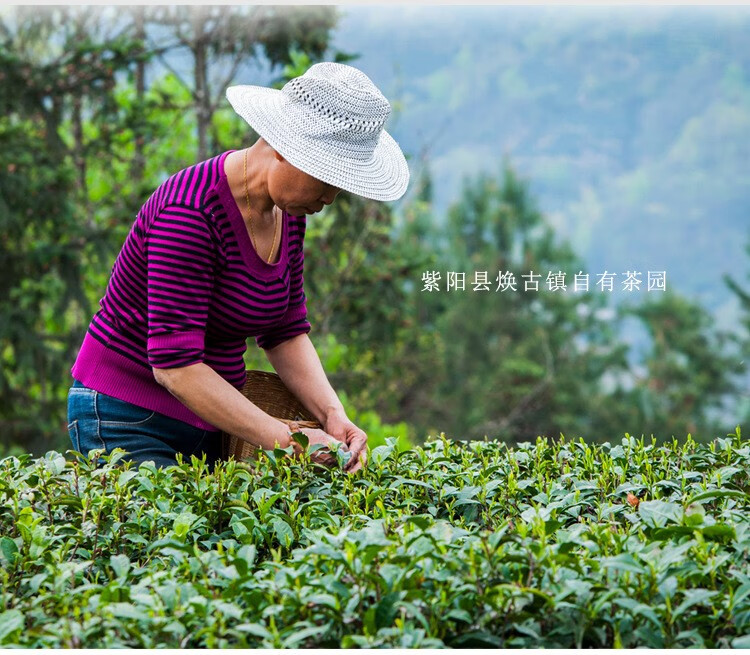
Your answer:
[1,427,749,647]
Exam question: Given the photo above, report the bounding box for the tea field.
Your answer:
[1,428,749,647]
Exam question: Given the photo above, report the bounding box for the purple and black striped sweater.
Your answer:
[70,149,311,431]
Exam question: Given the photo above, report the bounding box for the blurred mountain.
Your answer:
[329,5,750,338]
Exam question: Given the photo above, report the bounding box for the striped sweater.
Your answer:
[70,149,311,431]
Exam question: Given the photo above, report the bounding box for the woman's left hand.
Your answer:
[324,410,368,473]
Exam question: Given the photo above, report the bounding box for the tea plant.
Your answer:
[1,427,749,647]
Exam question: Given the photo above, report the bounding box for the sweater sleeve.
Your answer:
[145,204,217,369]
[255,216,312,351]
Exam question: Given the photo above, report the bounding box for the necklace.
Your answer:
[243,147,280,264]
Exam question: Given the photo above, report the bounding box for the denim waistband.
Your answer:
[69,377,221,434]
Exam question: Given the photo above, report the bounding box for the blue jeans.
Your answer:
[66,379,222,472]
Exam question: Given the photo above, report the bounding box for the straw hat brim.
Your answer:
[226,84,410,202]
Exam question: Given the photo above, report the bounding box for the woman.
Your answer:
[66,62,410,474]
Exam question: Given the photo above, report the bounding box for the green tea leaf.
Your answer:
[272,517,294,547]
[173,512,197,539]
[0,537,18,564]
[600,553,646,574]
[638,500,682,528]
[0,609,24,641]
[687,489,747,504]
[673,589,718,620]
[613,597,661,628]
[110,554,130,579]
[375,591,401,629]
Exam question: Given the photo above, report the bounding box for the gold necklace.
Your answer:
[243,148,280,264]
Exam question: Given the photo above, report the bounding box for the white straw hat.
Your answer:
[225,62,410,202]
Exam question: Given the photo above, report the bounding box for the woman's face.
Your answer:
[268,151,341,216]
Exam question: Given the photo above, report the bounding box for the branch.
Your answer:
[316,203,378,336]
[154,50,192,95]
[477,326,556,438]
[208,53,244,115]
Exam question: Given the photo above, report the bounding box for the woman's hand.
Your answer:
[289,426,346,468]
[323,410,368,474]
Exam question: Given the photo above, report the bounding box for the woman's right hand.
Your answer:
[289,427,348,468]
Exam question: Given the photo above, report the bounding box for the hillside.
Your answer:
[330,6,750,337]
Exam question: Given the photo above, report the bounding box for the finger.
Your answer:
[345,448,366,471]
[345,431,367,446]
[327,429,347,443]
[343,436,365,463]
[345,437,366,466]
[344,449,359,471]
[354,433,368,450]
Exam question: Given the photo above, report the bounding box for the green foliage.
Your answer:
[619,291,746,438]
[353,7,750,338]
[336,390,413,452]
[1,427,749,647]
[298,190,431,421]
[0,7,345,453]
[393,164,628,444]
[0,8,145,449]
[723,236,750,427]
[303,332,415,451]
[2,5,749,463]
[381,161,747,448]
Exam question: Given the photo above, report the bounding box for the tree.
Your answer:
[720,233,750,426]
[373,159,743,447]
[619,292,746,442]
[0,6,349,453]
[140,5,349,160]
[409,162,630,445]
[0,6,144,451]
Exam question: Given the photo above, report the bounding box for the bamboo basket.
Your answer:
[220,369,322,461]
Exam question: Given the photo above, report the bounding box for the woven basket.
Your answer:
[220,369,323,461]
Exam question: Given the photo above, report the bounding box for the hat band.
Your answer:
[282,78,388,135]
